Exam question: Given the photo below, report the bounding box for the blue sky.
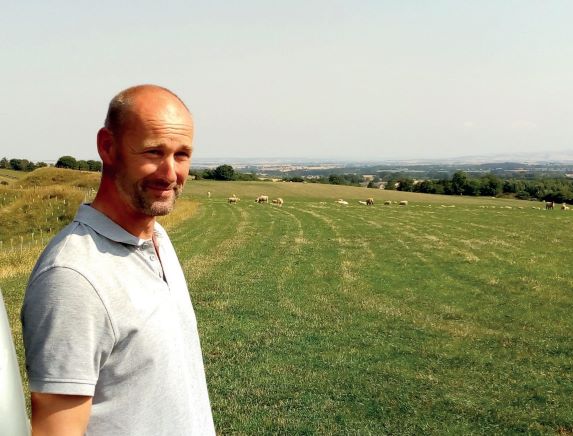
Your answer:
[1,1,572,162]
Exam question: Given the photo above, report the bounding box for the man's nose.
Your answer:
[158,156,177,183]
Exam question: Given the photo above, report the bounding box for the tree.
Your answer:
[235,172,258,181]
[202,168,215,179]
[24,160,36,171]
[213,164,235,181]
[77,160,90,171]
[397,178,414,192]
[0,157,8,169]
[385,179,397,190]
[286,176,304,183]
[188,169,203,179]
[416,180,437,194]
[480,174,502,196]
[87,160,102,172]
[451,171,468,195]
[9,158,22,170]
[56,155,78,169]
[328,174,346,185]
[463,179,481,196]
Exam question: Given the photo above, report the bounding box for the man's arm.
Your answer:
[31,393,92,436]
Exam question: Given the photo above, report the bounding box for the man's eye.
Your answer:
[146,150,162,156]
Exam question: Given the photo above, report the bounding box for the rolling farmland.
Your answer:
[1,171,573,434]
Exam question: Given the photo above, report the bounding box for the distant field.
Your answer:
[1,170,572,434]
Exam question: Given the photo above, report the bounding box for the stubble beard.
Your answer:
[116,174,184,217]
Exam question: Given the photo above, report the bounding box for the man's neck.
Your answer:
[91,180,156,240]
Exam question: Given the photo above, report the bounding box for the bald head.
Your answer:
[104,84,191,140]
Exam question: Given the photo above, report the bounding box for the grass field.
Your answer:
[0,168,27,184]
[1,170,573,434]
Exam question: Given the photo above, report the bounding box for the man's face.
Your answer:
[111,95,194,217]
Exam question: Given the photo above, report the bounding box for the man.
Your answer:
[21,85,215,435]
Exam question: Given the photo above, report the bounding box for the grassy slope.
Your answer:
[1,172,572,434]
[0,168,28,184]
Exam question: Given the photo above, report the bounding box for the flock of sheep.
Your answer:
[218,193,410,208]
[223,193,284,207]
[335,198,408,206]
[208,191,570,211]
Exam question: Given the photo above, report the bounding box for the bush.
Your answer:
[56,156,78,169]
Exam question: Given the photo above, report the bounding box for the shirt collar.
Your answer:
[74,204,161,247]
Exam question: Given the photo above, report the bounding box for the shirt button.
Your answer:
[150,255,156,261]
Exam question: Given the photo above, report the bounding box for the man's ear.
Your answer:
[97,127,118,165]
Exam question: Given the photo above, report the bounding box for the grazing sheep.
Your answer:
[207,191,211,198]
[272,198,284,207]
[546,201,555,210]
[228,195,239,204]
[358,200,368,205]
[384,200,392,205]
[335,199,349,205]
[561,203,570,211]
[256,195,269,203]
[399,200,408,206]
[366,198,374,206]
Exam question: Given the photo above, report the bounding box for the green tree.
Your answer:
[213,164,235,181]
[24,160,36,171]
[480,174,503,196]
[234,172,258,181]
[77,160,90,171]
[56,155,78,169]
[0,157,8,169]
[202,168,215,179]
[385,179,397,190]
[397,178,414,192]
[451,171,468,195]
[328,174,346,185]
[87,160,102,172]
[416,180,439,194]
[463,179,481,196]
[9,159,30,171]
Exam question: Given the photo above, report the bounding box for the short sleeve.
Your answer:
[21,267,115,396]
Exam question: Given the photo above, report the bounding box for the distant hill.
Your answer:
[193,150,573,168]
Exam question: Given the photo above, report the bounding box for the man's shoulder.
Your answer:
[30,220,110,281]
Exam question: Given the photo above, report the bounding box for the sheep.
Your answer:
[561,203,570,211]
[228,195,239,204]
[256,195,269,203]
[272,198,284,207]
[399,200,408,206]
[546,201,554,210]
[366,198,374,206]
[335,199,349,205]
[358,200,368,205]
[207,191,211,198]
[384,200,392,205]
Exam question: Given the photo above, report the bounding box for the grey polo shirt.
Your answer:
[21,204,215,435]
